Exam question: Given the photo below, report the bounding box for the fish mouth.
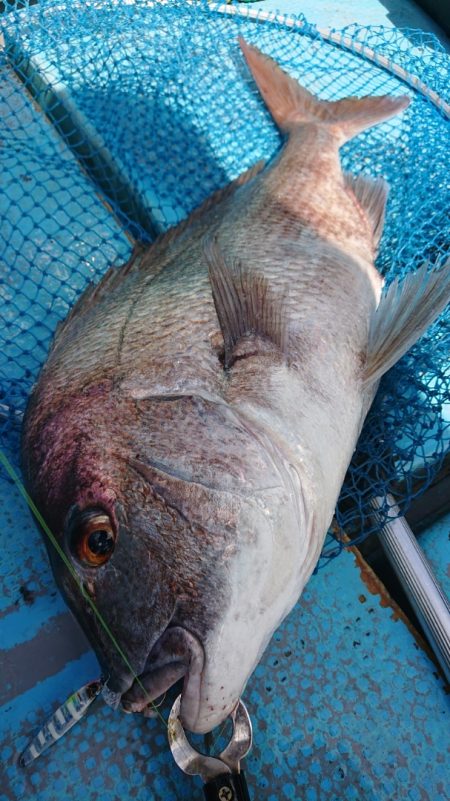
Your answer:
[118,626,204,724]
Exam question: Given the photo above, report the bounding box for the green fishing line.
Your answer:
[1,450,232,761]
[0,449,168,729]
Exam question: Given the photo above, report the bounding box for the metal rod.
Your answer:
[372,495,450,683]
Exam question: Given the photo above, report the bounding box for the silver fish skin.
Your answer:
[21,40,450,734]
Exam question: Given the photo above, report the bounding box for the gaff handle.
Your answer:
[203,771,250,801]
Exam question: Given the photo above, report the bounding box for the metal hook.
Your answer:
[19,678,104,767]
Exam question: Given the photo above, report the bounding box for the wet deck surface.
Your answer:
[421,512,450,596]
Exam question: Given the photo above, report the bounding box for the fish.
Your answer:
[21,38,450,735]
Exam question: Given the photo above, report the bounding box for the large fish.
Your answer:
[22,40,450,734]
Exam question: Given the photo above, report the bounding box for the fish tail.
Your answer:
[239,38,410,142]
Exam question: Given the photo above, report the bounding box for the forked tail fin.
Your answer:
[239,38,410,143]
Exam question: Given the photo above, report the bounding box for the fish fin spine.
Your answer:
[363,258,450,386]
[344,173,389,252]
[205,238,288,369]
[239,37,410,142]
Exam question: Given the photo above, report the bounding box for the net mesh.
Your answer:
[1,0,449,566]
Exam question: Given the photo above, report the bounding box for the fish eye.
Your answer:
[71,510,116,567]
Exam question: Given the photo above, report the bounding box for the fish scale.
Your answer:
[21,39,450,735]
[120,263,219,395]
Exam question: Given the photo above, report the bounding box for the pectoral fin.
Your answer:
[364,259,450,386]
[204,237,288,369]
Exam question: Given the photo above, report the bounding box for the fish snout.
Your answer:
[119,626,204,717]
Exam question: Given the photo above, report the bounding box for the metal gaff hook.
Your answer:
[168,695,253,800]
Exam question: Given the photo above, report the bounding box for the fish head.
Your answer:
[22,385,304,733]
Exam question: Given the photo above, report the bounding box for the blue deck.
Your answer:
[2,475,448,801]
[0,1,449,800]
[421,512,450,595]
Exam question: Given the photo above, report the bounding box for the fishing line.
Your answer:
[2,449,236,773]
[0,449,168,730]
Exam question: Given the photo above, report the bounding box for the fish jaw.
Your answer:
[118,438,316,734]
[119,626,205,719]
[181,479,316,734]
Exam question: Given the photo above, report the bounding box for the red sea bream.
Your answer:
[21,40,450,733]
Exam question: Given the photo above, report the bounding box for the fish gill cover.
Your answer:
[0,0,449,565]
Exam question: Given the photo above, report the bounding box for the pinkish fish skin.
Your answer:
[22,39,450,734]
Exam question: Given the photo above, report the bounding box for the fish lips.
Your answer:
[116,626,205,726]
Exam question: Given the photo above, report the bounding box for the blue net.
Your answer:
[1,0,449,566]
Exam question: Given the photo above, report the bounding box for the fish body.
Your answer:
[22,41,450,734]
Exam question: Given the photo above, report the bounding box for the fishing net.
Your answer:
[1,0,449,565]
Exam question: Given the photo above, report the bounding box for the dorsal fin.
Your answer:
[204,237,288,369]
[364,258,450,386]
[344,172,389,251]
